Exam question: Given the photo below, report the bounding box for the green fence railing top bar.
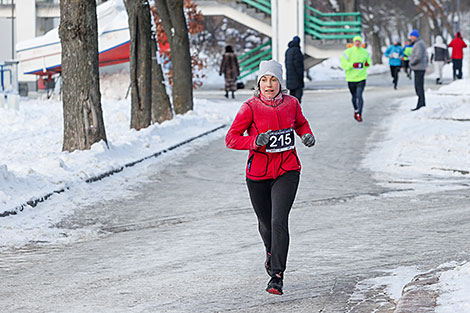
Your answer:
[238,40,272,80]
[304,4,360,17]
[241,0,271,15]
[304,4,361,40]
[238,40,272,61]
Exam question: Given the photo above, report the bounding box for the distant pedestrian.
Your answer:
[409,29,428,111]
[225,59,315,296]
[430,35,449,85]
[219,45,240,99]
[402,40,413,79]
[448,32,467,80]
[340,35,371,122]
[385,39,404,89]
[285,36,305,103]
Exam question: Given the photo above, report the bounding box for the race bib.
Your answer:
[392,52,399,58]
[266,128,295,153]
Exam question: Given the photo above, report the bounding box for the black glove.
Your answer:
[256,130,272,147]
[301,133,315,147]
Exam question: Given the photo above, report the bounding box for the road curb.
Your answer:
[394,265,453,313]
[0,124,227,218]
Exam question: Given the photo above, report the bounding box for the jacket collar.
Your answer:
[259,92,283,107]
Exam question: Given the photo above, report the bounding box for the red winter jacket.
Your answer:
[448,36,467,59]
[225,93,313,180]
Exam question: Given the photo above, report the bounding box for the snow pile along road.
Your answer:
[0,96,240,215]
[363,79,470,192]
[436,262,470,313]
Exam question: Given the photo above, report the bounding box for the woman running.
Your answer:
[225,59,315,295]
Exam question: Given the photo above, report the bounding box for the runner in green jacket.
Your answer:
[402,41,413,79]
[340,36,371,122]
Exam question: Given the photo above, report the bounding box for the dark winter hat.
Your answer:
[225,45,234,53]
[293,36,300,43]
[409,30,420,38]
[456,32,462,38]
[257,59,283,85]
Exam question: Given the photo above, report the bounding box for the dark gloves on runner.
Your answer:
[301,133,315,147]
[256,130,272,147]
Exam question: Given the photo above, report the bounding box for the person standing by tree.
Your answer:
[402,40,413,79]
[409,30,428,111]
[448,32,467,80]
[285,36,304,103]
[430,35,449,85]
[385,39,404,89]
[340,36,371,122]
[225,60,315,295]
[219,45,240,99]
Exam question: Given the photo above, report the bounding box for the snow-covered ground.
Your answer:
[0,72,240,216]
[436,262,470,312]
[363,78,470,193]
[308,57,389,81]
[349,266,421,306]
[349,261,470,312]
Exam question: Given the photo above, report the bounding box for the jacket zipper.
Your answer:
[272,104,281,178]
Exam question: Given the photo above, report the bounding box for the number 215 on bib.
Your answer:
[266,128,295,153]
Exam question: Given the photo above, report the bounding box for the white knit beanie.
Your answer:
[257,59,283,86]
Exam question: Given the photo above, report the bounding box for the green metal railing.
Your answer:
[236,2,361,79]
[238,40,272,80]
[241,0,271,15]
[304,4,361,40]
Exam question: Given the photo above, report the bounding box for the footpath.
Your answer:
[1,77,469,312]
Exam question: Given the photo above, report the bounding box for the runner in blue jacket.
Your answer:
[385,39,404,89]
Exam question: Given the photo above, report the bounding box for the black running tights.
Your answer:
[246,171,300,275]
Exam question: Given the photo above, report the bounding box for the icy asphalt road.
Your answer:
[1,78,470,313]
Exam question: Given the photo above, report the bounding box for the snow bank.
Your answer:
[436,262,470,313]
[349,266,420,306]
[309,57,389,81]
[363,79,470,193]
[0,95,240,215]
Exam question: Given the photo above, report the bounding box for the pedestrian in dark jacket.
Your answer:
[226,59,315,296]
[219,45,240,98]
[285,36,304,103]
[409,30,428,111]
[448,32,467,80]
[430,35,449,84]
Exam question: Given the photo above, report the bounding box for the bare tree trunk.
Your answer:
[59,0,107,152]
[370,30,382,64]
[154,0,193,115]
[150,34,173,124]
[339,0,357,14]
[124,0,152,130]
[397,19,407,42]
[420,14,432,46]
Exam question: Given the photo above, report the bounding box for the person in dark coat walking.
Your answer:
[448,32,467,80]
[219,45,240,98]
[285,36,304,103]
